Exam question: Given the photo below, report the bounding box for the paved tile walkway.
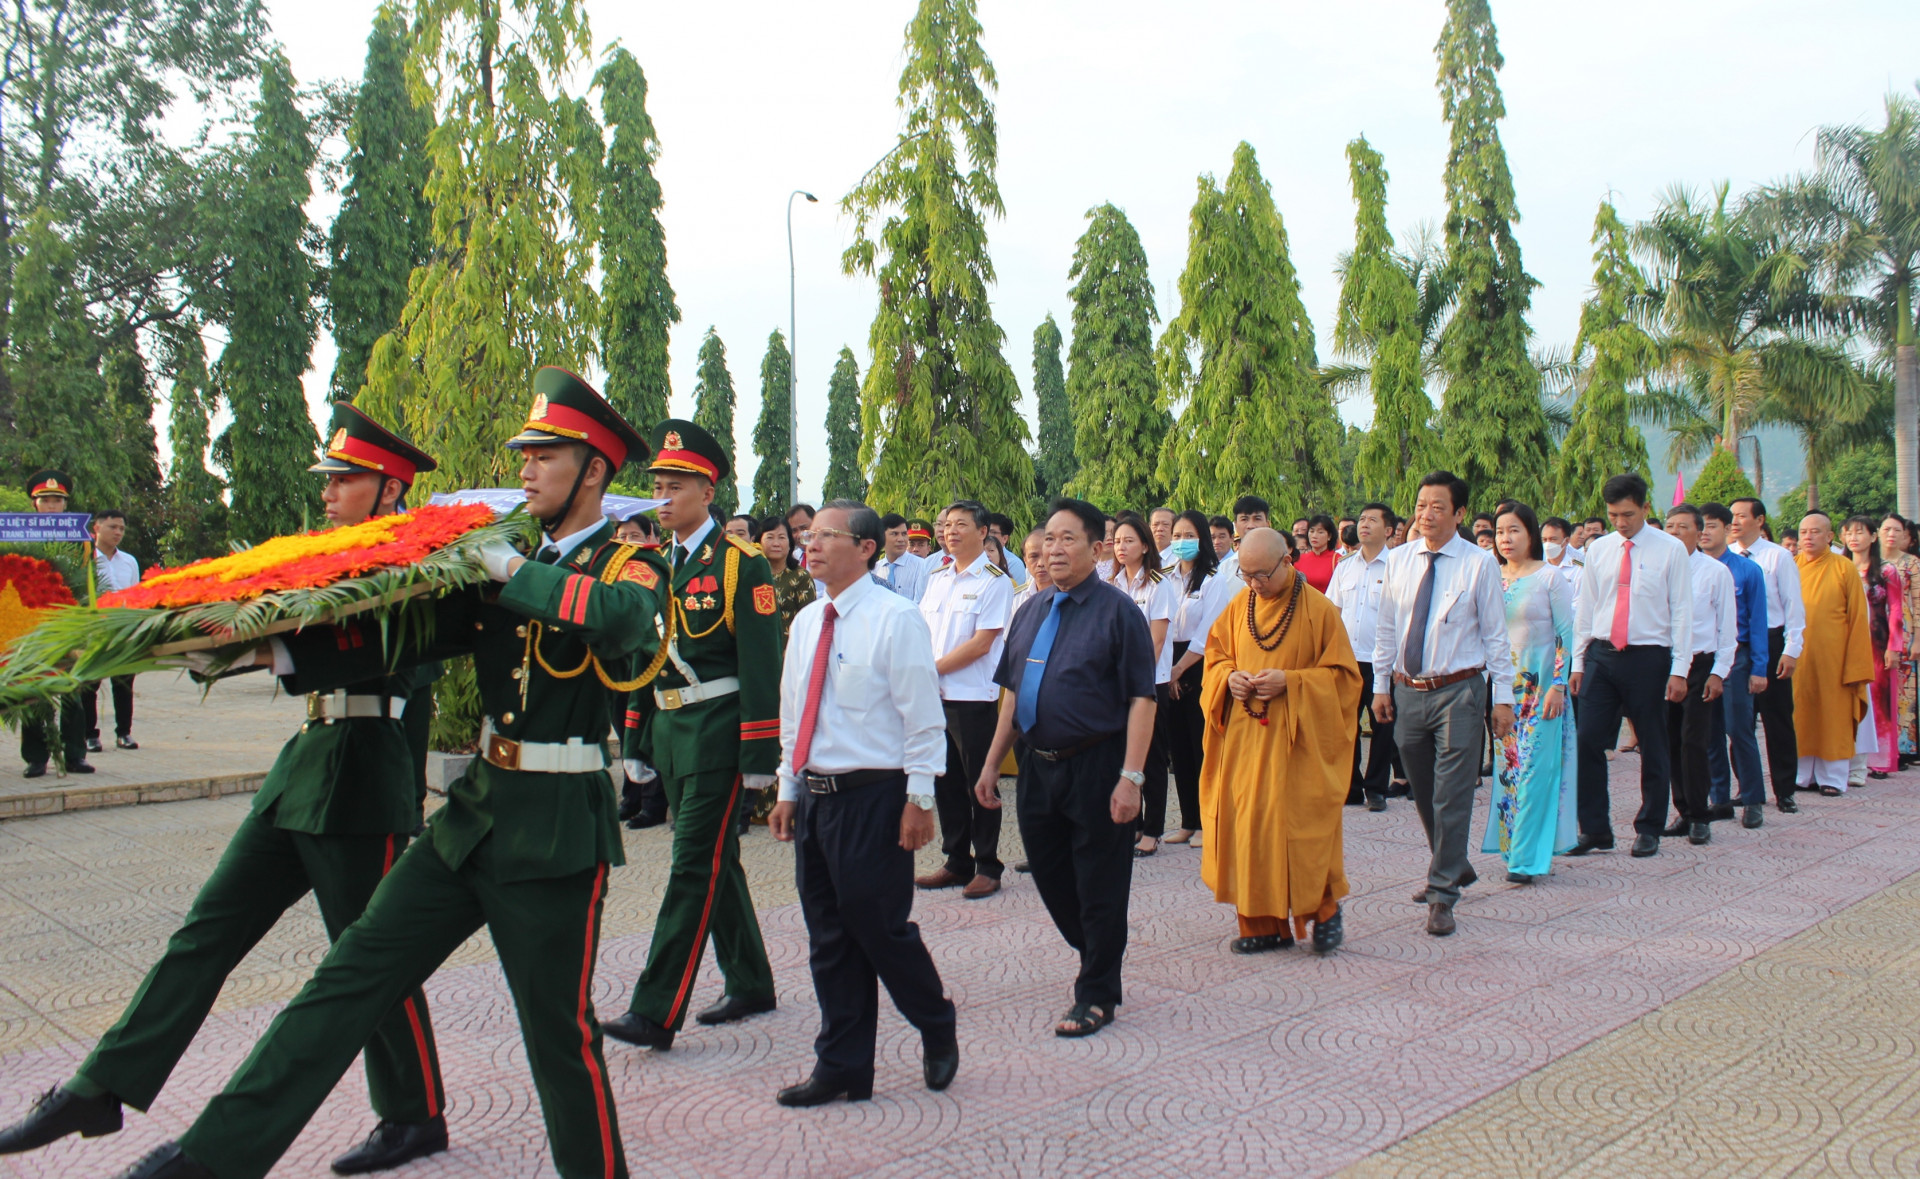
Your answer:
[1,757,1918,1176]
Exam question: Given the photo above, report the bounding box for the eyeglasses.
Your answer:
[811,526,858,542]
[1238,563,1283,584]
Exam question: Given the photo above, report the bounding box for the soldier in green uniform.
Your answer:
[17,469,91,777]
[602,420,781,1051]
[98,369,668,1179]
[0,410,449,1174]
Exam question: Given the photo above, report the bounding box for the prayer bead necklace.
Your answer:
[1241,574,1302,725]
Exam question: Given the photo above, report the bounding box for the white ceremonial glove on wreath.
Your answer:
[742,773,776,792]
[623,759,658,784]
[476,538,523,583]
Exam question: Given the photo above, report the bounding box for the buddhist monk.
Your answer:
[1793,511,1874,795]
[1199,528,1362,955]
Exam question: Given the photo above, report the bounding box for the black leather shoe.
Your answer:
[617,787,643,822]
[1742,806,1763,829]
[1311,909,1343,954]
[696,994,776,1026]
[923,1040,959,1091]
[1688,822,1711,845]
[110,1143,214,1179]
[776,1074,873,1107]
[115,736,138,751]
[1630,834,1659,857]
[1565,835,1613,856]
[69,761,94,774]
[1661,819,1691,837]
[332,1116,448,1175]
[625,810,666,830]
[1365,791,1387,812]
[22,763,44,779]
[1505,872,1535,884]
[1230,934,1293,954]
[1777,797,1799,814]
[601,1011,673,1050]
[1707,804,1736,821]
[0,1085,121,1153]
[85,737,103,753]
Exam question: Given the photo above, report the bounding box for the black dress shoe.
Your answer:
[1630,834,1659,857]
[625,810,667,830]
[332,1116,448,1175]
[115,736,138,751]
[696,994,776,1026]
[776,1074,873,1107]
[0,1085,121,1152]
[1505,871,1535,884]
[85,737,103,753]
[1229,934,1293,954]
[69,761,94,774]
[1707,804,1736,821]
[1742,806,1764,829]
[1661,819,1691,837]
[1688,822,1711,845]
[617,788,643,822]
[22,763,45,779]
[110,1143,214,1179]
[601,1011,673,1050]
[1311,909,1343,954]
[923,1040,959,1091]
[1565,834,1613,856]
[1365,791,1387,812]
[1777,797,1799,814]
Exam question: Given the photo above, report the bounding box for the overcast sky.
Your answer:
[264,0,1920,503]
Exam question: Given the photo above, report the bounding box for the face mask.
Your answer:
[1170,537,1201,561]
[1544,542,1564,561]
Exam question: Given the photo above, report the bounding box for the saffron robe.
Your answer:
[1795,549,1874,761]
[1199,577,1362,935]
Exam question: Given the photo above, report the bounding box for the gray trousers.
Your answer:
[1394,675,1487,906]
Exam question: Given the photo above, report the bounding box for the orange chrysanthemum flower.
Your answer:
[0,554,78,651]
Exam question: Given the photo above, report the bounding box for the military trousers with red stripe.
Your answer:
[78,812,444,1125]
[625,767,775,1030]
[178,835,626,1179]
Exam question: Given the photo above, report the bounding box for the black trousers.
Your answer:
[1755,625,1798,801]
[1575,644,1675,840]
[21,696,85,768]
[82,675,135,740]
[1140,683,1173,838]
[1164,642,1205,831]
[1015,732,1133,1008]
[621,771,666,819]
[795,775,956,1084]
[1349,661,1395,804]
[1666,651,1716,823]
[935,700,1003,879]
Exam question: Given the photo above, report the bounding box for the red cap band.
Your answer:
[330,435,419,484]
[651,447,720,481]
[527,402,629,468]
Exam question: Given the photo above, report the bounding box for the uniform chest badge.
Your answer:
[698,544,713,565]
[753,585,777,615]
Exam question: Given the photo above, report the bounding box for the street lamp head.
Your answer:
[802,192,818,202]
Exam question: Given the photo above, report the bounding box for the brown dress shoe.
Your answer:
[915,867,967,890]
[960,874,1001,899]
[1411,888,1429,904]
[1426,902,1456,936]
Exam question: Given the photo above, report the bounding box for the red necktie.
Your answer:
[791,602,839,773]
[1609,537,1633,649]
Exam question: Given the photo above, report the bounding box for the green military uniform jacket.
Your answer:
[621,532,782,780]
[253,658,432,836]
[283,519,667,883]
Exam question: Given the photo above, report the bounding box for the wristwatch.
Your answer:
[1119,770,1145,787]
[907,793,936,811]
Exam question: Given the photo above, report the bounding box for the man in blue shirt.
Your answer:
[1701,503,1770,829]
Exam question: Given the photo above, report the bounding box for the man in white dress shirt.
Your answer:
[769,502,957,1107]
[85,509,141,752]
[1372,472,1515,937]
[1331,503,1394,812]
[1729,497,1806,813]
[874,513,929,602]
[916,500,1014,898]
[1571,474,1693,858]
[1660,505,1735,845]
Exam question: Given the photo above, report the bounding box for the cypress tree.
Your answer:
[692,327,740,516]
[596,47,678,446]
[821,346,866,501]
[1434,0,1552,508]
[751,329,793,515]
[1064,204,1163,512]
[1553,201,1654,517]
[219,51,320,541]
[327,10,431,403]
[842,0,1033,525]
[1157,143,1342,519]
[1338,137,1441,515]
[159,322,227,560]
[1031,315,1073,499]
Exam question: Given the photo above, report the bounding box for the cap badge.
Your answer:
[330,427,349,451]
[530,394,550,421]
[663,430,683,451]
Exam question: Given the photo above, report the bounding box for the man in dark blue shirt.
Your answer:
[974,498,1156,1039]
[1702,502,1771,829]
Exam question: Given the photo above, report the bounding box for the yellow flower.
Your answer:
[142,514,410,588]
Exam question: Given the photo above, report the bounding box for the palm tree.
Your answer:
[1755,92,1920,516]
[1767,359,1893,510]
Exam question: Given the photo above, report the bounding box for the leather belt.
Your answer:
[478,719,607,774]
[306,691,407,723]
[803,768,901,794]
[1393,667,1484,692]
[1028,731,1121,762]
[654,675,741,711]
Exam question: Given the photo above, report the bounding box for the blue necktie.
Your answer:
[887,561,898,591]
[1015,591,1070,734]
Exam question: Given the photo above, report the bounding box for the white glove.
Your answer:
[742,773,776,792]
[477,538,523,582]
[623,759,658,784]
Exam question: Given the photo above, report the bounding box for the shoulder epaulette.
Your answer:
[1145,568,1163,583]
[984,563,1006,578]
[723,534,760,556]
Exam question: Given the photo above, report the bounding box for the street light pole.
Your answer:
[787,189,817,508]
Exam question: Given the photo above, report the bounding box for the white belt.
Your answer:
[478,719,608,774]
[307,692,407,722]
[654,676,740,711]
